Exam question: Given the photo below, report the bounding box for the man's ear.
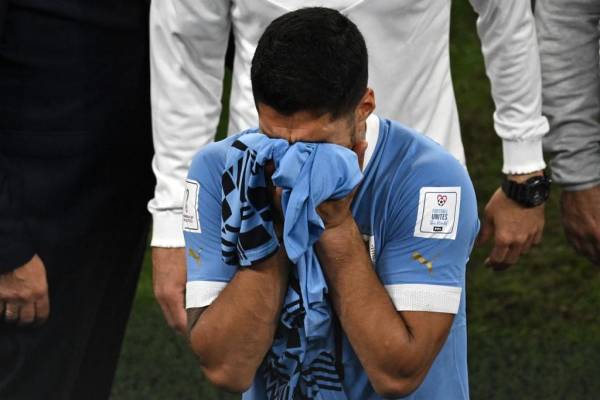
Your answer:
[355,88,376,124]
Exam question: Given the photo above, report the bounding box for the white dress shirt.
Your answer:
[148,0,549,247]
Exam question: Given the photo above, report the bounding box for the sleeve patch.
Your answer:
[183,179,201,232]
[413,186,461,240]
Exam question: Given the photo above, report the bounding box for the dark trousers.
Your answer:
[0,223,149,400]
[0,0,154,398]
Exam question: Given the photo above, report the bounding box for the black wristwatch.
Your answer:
[501,173,552,208]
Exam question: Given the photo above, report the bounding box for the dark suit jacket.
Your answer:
[0,1,6,40]
[0,0,154,272]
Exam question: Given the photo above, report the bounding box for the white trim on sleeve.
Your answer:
[384,284,462,314]
[186,281,228,309]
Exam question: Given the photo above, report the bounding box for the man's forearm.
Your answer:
[189,247,289,392]
[316,218,446,396]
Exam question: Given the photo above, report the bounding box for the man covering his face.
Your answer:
[184,8,479,400]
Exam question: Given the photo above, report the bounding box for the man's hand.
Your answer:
[316,139,367,230]
[561,185,600,265]
[0,254,50,326]
[265,161,285,238]
[478,175,545,270]
[152,247,187,335]
[317,189,355,230]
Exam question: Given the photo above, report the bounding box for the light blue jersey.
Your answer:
[183,115,479,399]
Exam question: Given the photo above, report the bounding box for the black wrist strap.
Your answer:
[502,179,521,201]
[501,173,551,208]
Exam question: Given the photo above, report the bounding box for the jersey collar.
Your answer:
[362,114,380,172]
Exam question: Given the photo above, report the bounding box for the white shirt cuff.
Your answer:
[384,284,462,314]
[186,281,228,309]
[150,211,185,248]
[501,138,547,175]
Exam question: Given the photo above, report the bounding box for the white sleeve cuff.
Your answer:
[150,211,185,248]
[494,113,549,174]
[186,281,228,309]
[501,138,547,175]
[384,284,462,314]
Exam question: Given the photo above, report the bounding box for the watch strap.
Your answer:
[501,174,551,208]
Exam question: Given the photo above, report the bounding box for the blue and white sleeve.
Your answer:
[375,169,480,314]
[183,151,237,309]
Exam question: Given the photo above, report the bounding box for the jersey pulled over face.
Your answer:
[184,115,479,399]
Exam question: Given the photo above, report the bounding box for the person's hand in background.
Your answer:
[560,185,600,265]
[478,173,546,270]
[152,247,187,335]
[0,254,50,326]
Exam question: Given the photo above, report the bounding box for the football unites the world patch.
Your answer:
[183,179,201,232]
[414,186,461,240]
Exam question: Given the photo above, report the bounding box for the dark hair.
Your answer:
[251,7,368,118]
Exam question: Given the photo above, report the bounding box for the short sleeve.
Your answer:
[375,163,479,315]
[184,149,237,309]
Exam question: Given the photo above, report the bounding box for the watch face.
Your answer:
[530,188,545,206]
[503,174,551,208]
[526,178,550,207]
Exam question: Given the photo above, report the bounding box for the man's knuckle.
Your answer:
[157,291,177,305]
[496,236,510,247]
[14,291,31,302]
[155,292,168,302]
[515,234,528,244]
[31,288,46,300]
[488,256,501,265]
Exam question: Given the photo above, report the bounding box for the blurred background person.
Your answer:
[536,0,600,265]
[0,0,154,398]
[149,0,550,333]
